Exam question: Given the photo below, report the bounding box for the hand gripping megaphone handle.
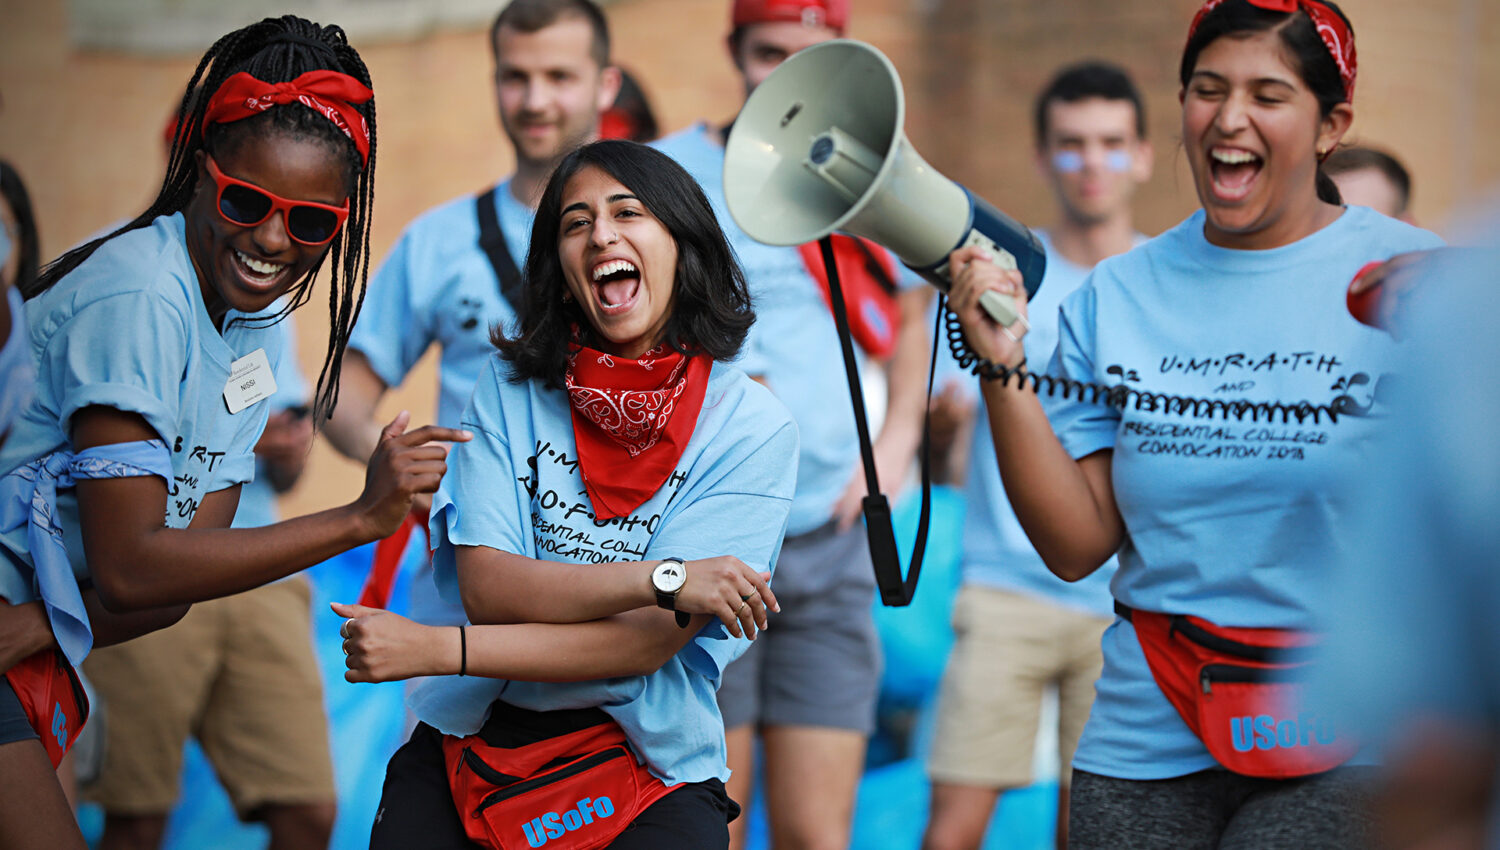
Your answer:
[979,289,1023,328]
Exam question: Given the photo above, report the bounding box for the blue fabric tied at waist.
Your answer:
[0,439,172,667]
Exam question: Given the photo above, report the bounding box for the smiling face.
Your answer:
[494,17,619,171]
[184,133,350,327]
[558,165,679,359]
[1038,97,1152,227]
[1181,29,1351,249]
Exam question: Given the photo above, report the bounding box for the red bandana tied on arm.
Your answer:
[1187,0,1357,101]
[203,70,374,165]
[565,343,712,520]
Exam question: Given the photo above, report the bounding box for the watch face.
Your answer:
[653,560,687,593]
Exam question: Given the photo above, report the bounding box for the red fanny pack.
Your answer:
[798,236,902,360]
[3,647,90,768]
[442,703,677,850]
[1119,603,1356,779]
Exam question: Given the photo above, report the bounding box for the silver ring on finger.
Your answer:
[341,617,355,638]
[736,599,750,615]
[341,641,350,656]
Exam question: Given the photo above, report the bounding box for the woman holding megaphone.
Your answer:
[948,1,1441,846]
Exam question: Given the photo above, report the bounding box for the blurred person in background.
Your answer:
[1323,224,1500,850]
[0,160,38,447]
[922,60,1154,850]
[653,1,936,847]
[600,66,660,143]
[323,0,619,628]
[1325,145,1415,223]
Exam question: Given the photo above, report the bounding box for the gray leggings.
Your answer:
[1068,767,1376,850]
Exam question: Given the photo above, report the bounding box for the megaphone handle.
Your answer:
[978,289,1023,328]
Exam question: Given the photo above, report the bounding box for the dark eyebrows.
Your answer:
[561,193,639,217]
[1190,69,1297,90]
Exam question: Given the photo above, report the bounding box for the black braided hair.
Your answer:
[34,15,377,423]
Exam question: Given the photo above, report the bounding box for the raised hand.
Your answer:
[672,557,779,640]
[352,411,471,540]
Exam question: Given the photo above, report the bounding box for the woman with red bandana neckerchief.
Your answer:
[335,140,797,850]
[944,1,1443,847]
[0,17,467,849]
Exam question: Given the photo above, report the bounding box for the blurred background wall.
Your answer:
[1,0,1495,517]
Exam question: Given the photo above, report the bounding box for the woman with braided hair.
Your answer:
[0,16,468,849]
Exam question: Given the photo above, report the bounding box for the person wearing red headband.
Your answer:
[945,1,1442,847]
[321,0,621,649]
[0,16,467,850]
[652,2,932,849]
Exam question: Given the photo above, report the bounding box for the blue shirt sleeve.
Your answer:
[429,356,524,606]
[38,289,189,446]
[350,228,439,388]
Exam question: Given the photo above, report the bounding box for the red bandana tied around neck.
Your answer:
[203,71,374,165]
[565,343,712,520]
[1188,0,1356,102]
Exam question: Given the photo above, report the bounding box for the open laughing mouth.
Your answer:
[591,259,641,315]
[232,248,288,293]
[1209,146,1263,202]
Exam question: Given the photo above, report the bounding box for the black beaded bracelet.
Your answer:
[458,625,467,677]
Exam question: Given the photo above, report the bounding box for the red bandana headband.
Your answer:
[1188,0,1356,102]
[202,70,374,165]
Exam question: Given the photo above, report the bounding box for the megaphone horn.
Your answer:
[724,39,1045,328]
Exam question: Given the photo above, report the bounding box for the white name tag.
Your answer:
[223,348,277,414]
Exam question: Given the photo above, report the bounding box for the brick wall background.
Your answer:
[1,0,1493,515]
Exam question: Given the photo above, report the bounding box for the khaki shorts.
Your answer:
[82,577,335,818]
[927,586,1109,789]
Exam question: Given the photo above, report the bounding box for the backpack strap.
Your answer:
[476,186,526,318]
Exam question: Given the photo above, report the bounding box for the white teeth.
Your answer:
[235,249,285,277]
[592,260,638,281]
[1211,148,1260,165]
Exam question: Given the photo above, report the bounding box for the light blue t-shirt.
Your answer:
[351,179,532,430]
[408,354,798,785]
[959,230,1138,614]
[654,124,919,535]
[1047,206,1443,779]
[405,353,798,785]
[0,213,279,605]
[231,313,309,531]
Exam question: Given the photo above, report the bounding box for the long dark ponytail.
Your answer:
[33,15,378,422]
[1179,0,1352,204]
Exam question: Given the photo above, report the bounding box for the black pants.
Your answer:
[370,722,737,849]
[1068,766,1377,850]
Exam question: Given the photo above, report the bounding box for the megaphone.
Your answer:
[724,39,1045,328]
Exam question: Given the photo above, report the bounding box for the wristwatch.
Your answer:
[650,557,691,628]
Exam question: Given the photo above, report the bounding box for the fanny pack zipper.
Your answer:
[475,747,627,815]
[1200,662,1305,694]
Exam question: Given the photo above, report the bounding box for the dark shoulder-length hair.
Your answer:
[493,139,754,388]
[1179,0,1353,205]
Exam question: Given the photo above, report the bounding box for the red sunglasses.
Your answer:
[204,156,349,246]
